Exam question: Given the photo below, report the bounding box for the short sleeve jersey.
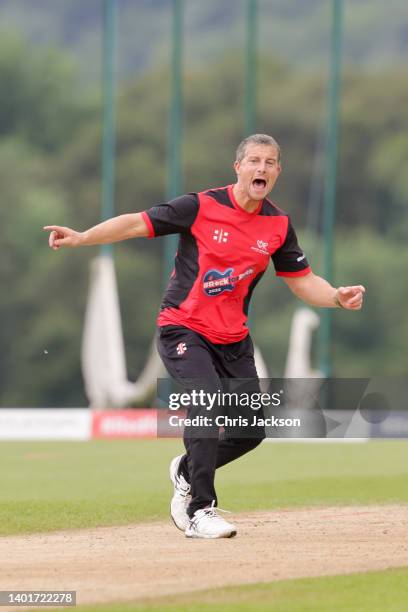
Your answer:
[142,184,311,344]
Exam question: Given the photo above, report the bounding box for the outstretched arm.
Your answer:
[283,272,365,310]
[44,212,149,250]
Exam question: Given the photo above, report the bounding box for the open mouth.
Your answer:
[252,178,267,189]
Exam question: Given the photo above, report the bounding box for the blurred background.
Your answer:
[0,0,407,408]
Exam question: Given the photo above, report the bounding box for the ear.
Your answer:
[233,160,240,175]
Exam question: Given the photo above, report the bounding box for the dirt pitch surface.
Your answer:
[1,505,407,609]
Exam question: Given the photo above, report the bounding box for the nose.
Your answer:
[256,162,267,174]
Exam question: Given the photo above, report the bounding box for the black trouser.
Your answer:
[157,325,264,518]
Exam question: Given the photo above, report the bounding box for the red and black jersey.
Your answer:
[142,185,311,344]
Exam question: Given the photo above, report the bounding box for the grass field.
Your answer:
[0,439,407,535]
[70,567,408,611]
[1,439,407,610]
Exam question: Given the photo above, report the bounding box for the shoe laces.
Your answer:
[194,500,231,522]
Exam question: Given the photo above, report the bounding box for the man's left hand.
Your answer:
[336,285,365,310]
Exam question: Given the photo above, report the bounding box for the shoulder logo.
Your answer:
[296,254,306,262]
[213,228,229,243]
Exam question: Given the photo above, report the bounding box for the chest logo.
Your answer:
[251,239,269,256]
[213,228,229,243]
[203,267,254,297]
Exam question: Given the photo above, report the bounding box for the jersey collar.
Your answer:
[228,184,263,216]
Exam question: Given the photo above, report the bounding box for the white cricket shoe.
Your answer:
[185,502,237,539]
[169,455,191,531]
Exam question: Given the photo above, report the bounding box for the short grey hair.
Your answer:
[235,133,281,163]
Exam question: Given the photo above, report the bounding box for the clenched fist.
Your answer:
[335,286,366,310]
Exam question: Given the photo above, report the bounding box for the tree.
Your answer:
[0,32,85,152]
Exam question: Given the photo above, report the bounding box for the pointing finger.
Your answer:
[44,225,65,232]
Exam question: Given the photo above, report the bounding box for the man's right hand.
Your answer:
[43,226,84,250]
[44,213,149,249]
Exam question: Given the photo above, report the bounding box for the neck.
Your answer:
[232,183,261,213]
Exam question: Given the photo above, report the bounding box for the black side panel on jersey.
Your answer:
[161,231,199,310]
[145,193,199,236]
[204,188,234,209]
[271,217,310,273]
[243,270,266,316]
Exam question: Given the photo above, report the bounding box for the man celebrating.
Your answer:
[44,134,365,539]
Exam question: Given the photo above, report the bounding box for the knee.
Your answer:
[241,436,264,452]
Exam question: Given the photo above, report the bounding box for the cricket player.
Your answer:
[44,134,365,539]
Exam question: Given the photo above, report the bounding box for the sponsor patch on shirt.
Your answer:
[203,267,254,296]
